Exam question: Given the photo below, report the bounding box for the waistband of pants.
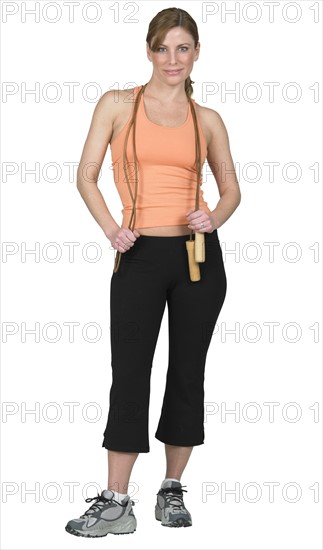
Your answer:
[136,230,218,244]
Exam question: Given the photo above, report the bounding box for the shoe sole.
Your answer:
[155,508,192,527]
[65,524,136,537]
[156,518,192,527]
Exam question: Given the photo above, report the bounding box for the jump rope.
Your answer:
[113,83,205,282]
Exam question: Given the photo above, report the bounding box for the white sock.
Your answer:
[161,477,181,489]
[112,490,128,503]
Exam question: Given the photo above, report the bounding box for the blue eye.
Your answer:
[157,46,189,52]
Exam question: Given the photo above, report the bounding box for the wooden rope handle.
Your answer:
[194,231,205,263]
[186,240,201,282]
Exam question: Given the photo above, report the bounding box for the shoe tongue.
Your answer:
[101,489,114,499]
[162,480,182,489]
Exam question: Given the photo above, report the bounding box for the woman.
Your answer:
[65,7,241,538]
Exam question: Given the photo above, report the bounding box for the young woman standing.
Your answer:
[66,7,241,537]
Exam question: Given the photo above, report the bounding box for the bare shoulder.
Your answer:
[94,87,136,124]
[103,87,136,104]
[194,101,228,143]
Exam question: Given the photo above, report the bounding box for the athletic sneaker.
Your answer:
[155,480,192,527]
[65,489,136,537]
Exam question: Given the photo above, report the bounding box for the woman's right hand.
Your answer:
[109,227,141,253]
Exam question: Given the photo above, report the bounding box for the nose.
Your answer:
[167,50,179,65]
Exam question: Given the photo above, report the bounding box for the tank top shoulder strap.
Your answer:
[133,84,141,99]
[134,84,146,102]
[188,96,207,149]
[127,85,140,113]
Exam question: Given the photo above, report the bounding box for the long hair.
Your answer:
[114,7,202,273]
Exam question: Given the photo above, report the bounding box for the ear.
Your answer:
[194,41,200,61]
[146,42,152,62]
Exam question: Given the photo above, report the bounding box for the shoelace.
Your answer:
[80,493,134,518]
[158,486,188,510]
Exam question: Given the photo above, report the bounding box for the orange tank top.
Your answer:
[110,85,211,229]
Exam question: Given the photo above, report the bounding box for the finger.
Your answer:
[189,219,207,230]
[116,237,131,251]
[192,217,205,226]
[120,229,134,242]
[119,231,135,246]
[125,229,139,244]
[188,211,204,222]
[186,210,195,219]
[118,242,131,252]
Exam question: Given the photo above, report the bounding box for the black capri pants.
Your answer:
[102,229,227,453]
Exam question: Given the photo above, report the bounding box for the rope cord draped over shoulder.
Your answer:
[113,83,203,274]
[113,84,147,273]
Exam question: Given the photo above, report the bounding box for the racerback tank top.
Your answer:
[110,85,212,229]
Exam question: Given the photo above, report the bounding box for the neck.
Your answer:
[143,78,188,103]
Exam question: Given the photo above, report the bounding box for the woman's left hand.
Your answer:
[186,209,215,233]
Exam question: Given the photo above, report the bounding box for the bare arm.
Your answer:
[206,109,241,230]
[76,90,139,252]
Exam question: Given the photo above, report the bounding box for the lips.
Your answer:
[165,69,182,75]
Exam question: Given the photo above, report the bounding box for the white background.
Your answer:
[1,1,322,549]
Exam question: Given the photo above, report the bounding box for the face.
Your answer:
[146,26,200,84]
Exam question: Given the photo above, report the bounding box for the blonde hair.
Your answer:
[114,7,202,273]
